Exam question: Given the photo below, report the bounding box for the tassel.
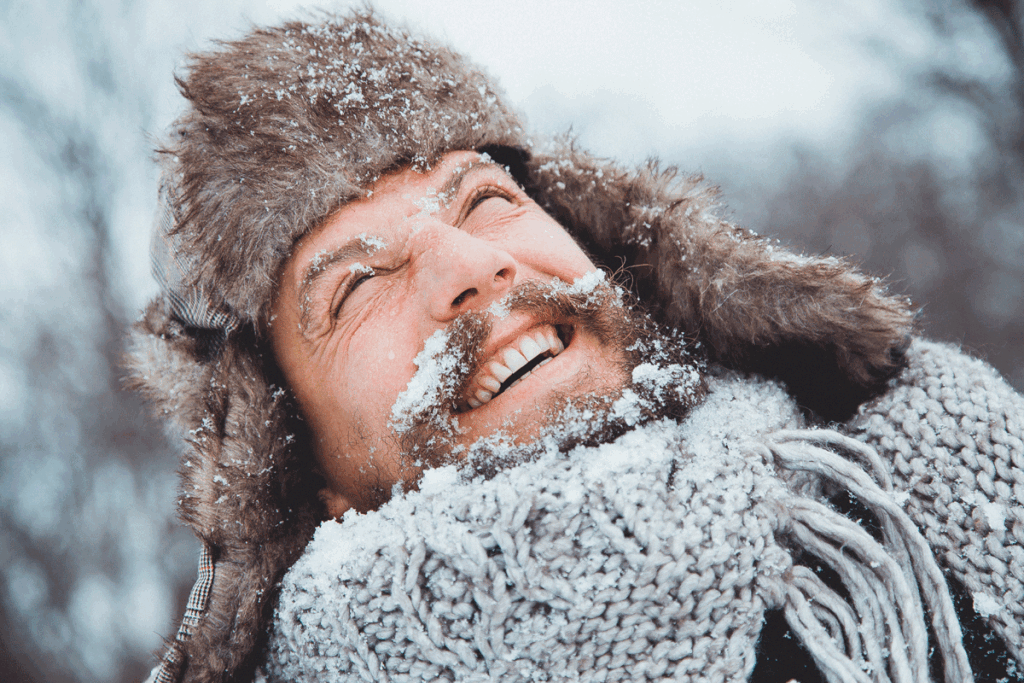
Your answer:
[757,431,973,683]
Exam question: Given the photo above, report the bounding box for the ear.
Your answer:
[318,487,355,520]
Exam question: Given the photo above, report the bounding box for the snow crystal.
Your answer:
[563,269,605,295]
[419,465,460,495]
[352,232,386,252]
[389,328,461,433]
[633,362,675,389]
[573,419,676,485]
[482,270,609,319]
[310,508,407,573]
[410,189,445,221]
[486,298,511,318]
[611,389,642,427]
[892,489,911,507]
[981,501,1007,531]
[668,372,799,469]
[973,591,1002,617]
[307,248,331,273]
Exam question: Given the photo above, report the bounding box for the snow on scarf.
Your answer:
[265,341,1023,682]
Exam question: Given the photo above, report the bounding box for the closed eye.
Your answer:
[332,267,376,317]
[458,185,516,225]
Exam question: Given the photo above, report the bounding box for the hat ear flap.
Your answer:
[522,143,717,322]
[127,301,322,682]
[526,142,915,421]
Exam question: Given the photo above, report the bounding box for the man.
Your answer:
[131,10,1023,683]
[268,149,709,516]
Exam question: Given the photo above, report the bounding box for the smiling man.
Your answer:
[269,152,630,514]
[268,151,703,516]
[132,10,1024,683]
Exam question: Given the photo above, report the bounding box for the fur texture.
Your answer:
[163,12,526,323]
[129,9,916,683]
[520,148,914,419]
[127,301,322,682]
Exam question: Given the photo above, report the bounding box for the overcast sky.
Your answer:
[152,0,911,155]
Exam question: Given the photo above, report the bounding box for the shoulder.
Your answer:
[848,338,1024,672]
[849,338,1023,464]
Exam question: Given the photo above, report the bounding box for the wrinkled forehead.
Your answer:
[365,150,491,203]
[295,150,516,252]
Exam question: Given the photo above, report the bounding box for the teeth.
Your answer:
[488,360,513,383]
[537,332,554,352]
[465,325,568,409]
[502,347,528,373]
[519,336,542,361]
[506,357,555,392]
[479,376,502,393]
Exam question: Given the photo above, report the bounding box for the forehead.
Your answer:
[300,150,501,248]
[373,150,485,197]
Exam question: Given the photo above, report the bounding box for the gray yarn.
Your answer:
[851,339,1024,666]
[265,341,1020,682]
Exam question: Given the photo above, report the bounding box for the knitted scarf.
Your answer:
[264,341,1023,682]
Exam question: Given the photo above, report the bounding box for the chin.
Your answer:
[389,276,707,492]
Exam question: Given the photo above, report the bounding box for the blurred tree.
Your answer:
[0,2,197,682]
[722,0,1024,390]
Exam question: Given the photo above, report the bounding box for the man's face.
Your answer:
[270,151,632,515]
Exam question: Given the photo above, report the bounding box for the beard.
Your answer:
[387,275,708,488]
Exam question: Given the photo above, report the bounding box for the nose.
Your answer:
[419,226,517,322]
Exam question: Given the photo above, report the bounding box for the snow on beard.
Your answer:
[388,272,708,482]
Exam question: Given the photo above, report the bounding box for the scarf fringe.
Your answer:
[760,430,972,683]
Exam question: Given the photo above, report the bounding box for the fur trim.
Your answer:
[126,301,322,683]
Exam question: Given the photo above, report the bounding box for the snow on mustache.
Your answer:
[388,271,613,437]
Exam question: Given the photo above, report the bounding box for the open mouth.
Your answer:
[462,324,574,410]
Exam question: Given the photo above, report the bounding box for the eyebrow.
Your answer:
[438,160,505,204]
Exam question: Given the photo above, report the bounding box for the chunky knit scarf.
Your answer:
[264,341,1023,682]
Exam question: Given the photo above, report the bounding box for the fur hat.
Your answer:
[128,9,915,683]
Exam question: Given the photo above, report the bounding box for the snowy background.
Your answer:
[1,0,1021,681]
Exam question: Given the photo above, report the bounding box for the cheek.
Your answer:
[510,223,595,279]
[338,305,423,416]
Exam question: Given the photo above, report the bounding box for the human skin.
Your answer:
[269,151,629,516]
